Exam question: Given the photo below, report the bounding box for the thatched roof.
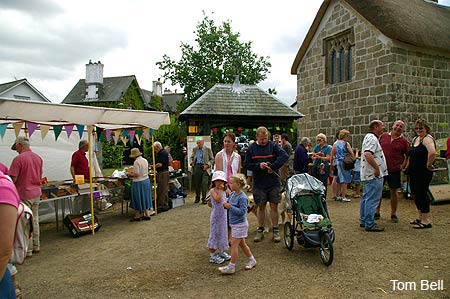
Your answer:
[291,0,450,74]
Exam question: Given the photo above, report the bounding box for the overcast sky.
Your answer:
[1,0,449,106]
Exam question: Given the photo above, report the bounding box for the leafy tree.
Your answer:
[156,14,271,111]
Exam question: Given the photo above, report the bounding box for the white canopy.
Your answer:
[0,98,170,128]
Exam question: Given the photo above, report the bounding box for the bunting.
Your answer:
[76,125,84,139]
[27,122,38,137]
[120,136,128,146]
[135,134,142,146]
[106,129,112,141]
[0,124,7,139]
[13,122,22,137]
[143,128,150,140]
[129,130,135,144]
[53,125,62,140]
[65,125,74,139]
[40,125,50,140]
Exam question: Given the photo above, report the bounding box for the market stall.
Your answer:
[0,97,170,235]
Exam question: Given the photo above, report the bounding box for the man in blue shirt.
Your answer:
[190,139,214,204]
[245,127,288,243]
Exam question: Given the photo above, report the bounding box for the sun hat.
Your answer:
[212,171,227,182]
[11,136,30,150]
[129,148,142,158]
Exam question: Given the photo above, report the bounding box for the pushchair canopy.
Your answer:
[286,173,325,200]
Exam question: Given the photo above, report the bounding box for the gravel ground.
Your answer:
[16,190,450,299]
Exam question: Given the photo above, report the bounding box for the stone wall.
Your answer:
[295,1,450,148]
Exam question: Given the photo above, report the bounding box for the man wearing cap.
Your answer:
[154,141,169,212]
[9,137,43,256]
[71,140,89,181]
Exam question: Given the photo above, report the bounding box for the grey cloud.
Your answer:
[0,0,63,17]
[0,19,127,80]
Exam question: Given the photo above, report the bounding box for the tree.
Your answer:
[156,14,271,111]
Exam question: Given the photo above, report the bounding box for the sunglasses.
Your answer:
[415,127,424,130]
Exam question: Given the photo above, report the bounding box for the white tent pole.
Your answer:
[151,134,157,214]
[88,126,95,235]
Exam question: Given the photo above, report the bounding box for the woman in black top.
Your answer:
[406,118,436,229]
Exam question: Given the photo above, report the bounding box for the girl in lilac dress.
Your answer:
[207,171,230,264]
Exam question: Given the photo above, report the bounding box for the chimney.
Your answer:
[85,60,104,101]
[152,78,163,96]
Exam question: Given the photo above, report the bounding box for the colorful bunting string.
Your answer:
[105,129,112,141]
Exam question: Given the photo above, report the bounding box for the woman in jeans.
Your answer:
[406,118,436,229]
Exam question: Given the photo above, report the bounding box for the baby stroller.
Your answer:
[283,173,335,266]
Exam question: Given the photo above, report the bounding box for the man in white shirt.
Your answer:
[360,120,388,232]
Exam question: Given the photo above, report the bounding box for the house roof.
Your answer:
[62,75,151,108]
[0,78,50,102]
[179,83,303,120]
[291,0,450,74]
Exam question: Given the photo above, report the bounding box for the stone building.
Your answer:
[291,0,450,146]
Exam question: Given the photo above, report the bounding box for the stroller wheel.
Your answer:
[283,222,294,250]
[319,232,334,266]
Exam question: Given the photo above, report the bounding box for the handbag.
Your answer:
[343,152,355,170]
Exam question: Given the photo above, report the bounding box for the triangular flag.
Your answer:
[122,130,128,137]
[112,134,119,145]
[53,125,62,141]
[40,125,50,140]
[135,134,142,146]
[0,124,7,139]
[120,136,128,146]
[129,130,135,144]
[76,125,84,139]
[143,128,150,140]
[150,128,154,136]
[106,129,112,141]
[27,122,38,137]
[136,129,143,138]
[87,125,94,136]
[99,134,105,142]
[13,122,23,137]
[65,125,74,139]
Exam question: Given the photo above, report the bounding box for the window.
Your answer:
[324,29,354,84]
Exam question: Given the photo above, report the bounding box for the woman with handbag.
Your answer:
[330,129,354,202]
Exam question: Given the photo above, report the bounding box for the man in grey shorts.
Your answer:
[245,127,288,243]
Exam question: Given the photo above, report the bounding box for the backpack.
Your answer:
[10,202,33,265]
